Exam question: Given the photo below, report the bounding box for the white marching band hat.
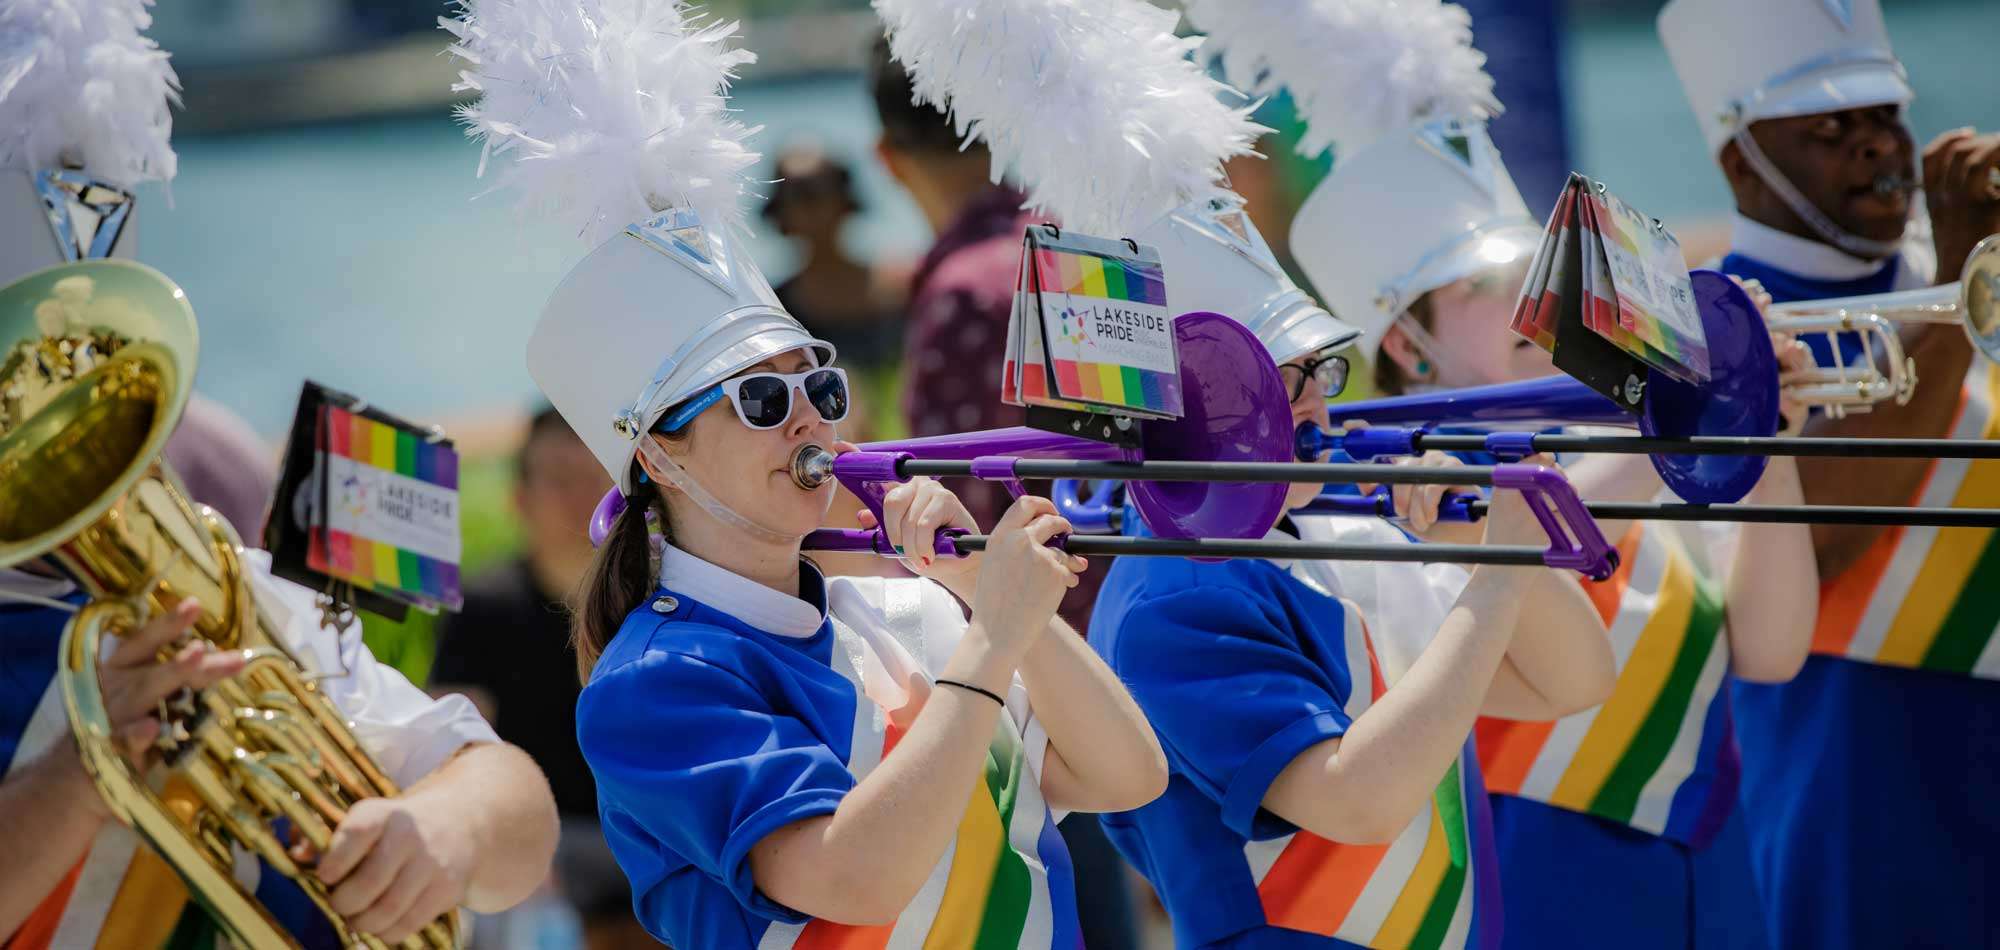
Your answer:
[1289,119,1541,361]
[446,0,830,493]
[1180,0,1511,364]
[525,213,831,492]
[875,0,1359,368]
[1136,195,1359,364]
[0,0,179,281]
[1658,0,1912,156]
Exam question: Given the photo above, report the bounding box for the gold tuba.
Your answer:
[0,261,459,950]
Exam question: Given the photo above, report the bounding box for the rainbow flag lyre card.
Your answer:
[1511,173,1712,411]
[309,404,462,612]
[265,382,463,621]
[1027,229,1182,419]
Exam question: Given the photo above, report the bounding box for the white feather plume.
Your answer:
[443,0,762,247]
[0,0,179,187]
[1183,0,1499,158]
[873,0,1266,237]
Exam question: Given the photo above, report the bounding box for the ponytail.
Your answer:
[573,457,676,682]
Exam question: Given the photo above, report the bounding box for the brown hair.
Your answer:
[572,431,687,682]
[1370,291,1438,396]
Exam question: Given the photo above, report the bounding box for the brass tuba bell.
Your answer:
[0,261,460,949]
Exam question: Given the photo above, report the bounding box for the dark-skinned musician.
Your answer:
[1662,0,2000,946]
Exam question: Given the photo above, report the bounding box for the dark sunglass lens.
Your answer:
[734,376,792,428]
[805,370,849,421]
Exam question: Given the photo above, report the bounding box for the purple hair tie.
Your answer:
[589,488,627,547]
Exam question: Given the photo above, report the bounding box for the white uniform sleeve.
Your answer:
[827,576,1049,783]
[239,551,500,788]
[1291,515,1471,681]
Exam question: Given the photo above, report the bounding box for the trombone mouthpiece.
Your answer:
[791,444,836,490]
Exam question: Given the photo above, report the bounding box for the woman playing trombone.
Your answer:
[1291,118,1818,948]
[449,5,1165,947]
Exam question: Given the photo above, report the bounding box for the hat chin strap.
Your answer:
[1731,126,1905,262]
[635,435,801,545]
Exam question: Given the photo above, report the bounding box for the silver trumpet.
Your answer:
[1764,234,2000,416]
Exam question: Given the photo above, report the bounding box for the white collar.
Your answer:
[1729,213,1894,280]
[658,545,826,638]
[0,567,78,602]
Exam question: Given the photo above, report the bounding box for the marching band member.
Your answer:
[1114,200,1614,949]
[447,2,1165,946]
[1292,114,1818,948]
[1660,0,2000,944]
[0,5,559,947]
[1088,325,1613,950]
[877,0,1615,945]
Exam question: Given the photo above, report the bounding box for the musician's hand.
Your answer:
[1367,452,1482,544]
[98,598,246,780]
[314,794,475,944]
[1730,275,1773,315]
[1922,128,2000,283]
[1481,453,1560,548]
[967,497,1086,669]
[869,476,982,595]
[1772,333,1816,434]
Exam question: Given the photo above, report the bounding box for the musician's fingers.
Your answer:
[317,803,392,890]
[882,481,927,556]
[926,480,979,533]
[854,509,879,530]
[344,859,428,939]
[1966,137,2000,201]
[1022,512,1073,547]
[105,599,201,667]
[1414,483,1443,534]
[908,489,953,567]
[1942,134,1980,201]
[1923,127,1975,188]
[107,642,243,727]
[994,493,1050,533]
[377,876,458,946]
[117,718,161,762]
[1947,135,2000,200]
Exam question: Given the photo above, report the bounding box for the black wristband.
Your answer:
[934,678,1006,709]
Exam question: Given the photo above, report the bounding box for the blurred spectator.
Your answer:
[867,36,1139,950]
[429,407,649,950]
[163,392,279,536]
[766,143,907,372]
[866,35,1108,632]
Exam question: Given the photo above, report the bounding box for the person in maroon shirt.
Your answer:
[866,37,1109,635]
[866,36,1138,950]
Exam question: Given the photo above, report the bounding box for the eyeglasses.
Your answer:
[655,367,851,433]
[1279,351,1350,403]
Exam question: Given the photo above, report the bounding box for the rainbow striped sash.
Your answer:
[1812,362,2000,678]
[756,623,1079,949]
[1476,523,1735,845]
[1244,608,1496,949]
